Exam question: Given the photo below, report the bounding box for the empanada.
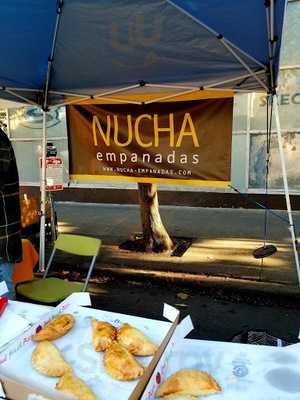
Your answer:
[117,323,158,356]
[32,341,72,377]
[91,319,117,352]
[156,369,221,397]
[103,341,144,381]
[56,372,97,400]
[32,314,75,341]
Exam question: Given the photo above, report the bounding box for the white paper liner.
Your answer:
[7,301,52,324]
[2,304,172,400]
[153,339,300,400]
[0,310,30,349]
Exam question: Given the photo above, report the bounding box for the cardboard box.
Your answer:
[141,315,194,400]
[0,294,179,400]
[142,322,300,400]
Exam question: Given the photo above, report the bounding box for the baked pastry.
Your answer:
[156,369,221,397]
[117,323,158,356]
[32,341,72,377]
[56,372,97,400]
[103,341,144,380]
[91,319,117,352]
[32,314,75,341]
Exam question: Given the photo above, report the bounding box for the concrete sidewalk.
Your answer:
[55,202,300,293]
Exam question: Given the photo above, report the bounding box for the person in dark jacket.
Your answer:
[0,128,22,299]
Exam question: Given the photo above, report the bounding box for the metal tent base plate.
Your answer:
[253,244,277,259]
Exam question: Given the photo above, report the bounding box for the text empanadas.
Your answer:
[103,341,144,380]
[156,369,221,397]
[117,323,158,356]
[91,319,117,352]
[32,341,72,377]
[32,314,75,341]
[56,372,97,400]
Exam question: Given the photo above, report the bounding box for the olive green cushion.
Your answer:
[16,277,83,304]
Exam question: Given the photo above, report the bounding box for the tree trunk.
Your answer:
[138,183,173,252]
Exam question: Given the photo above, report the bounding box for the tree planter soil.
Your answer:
[119,236,193,257]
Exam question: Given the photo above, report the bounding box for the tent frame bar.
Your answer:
[39,111,47,271]
[49,85,255,108]
[93,84,141,99]
[266,0,277,91]
[166,0,267,71]
[147,70,265,91]
[166,0,268,91]
[48,70,266,108]
[270,0,275,41]
[219,39,268,91]
[43,0,62,110]
[49,95,142,109]
[39,0,63,271]
[273,94,300,286]
[144,88,199,105]
[202,87,255,93]
[147,83,198,90]
[49,83,141,99]
[48,84,143,107]
[0,71,267,109]
[49,90,90,97]
[93,96,142,105]
[49,95,93,109]
[1,88,38,106]
[5,87,43,93]
[40,86,260,110]
[203,70,266,89]
[266,4,274,89]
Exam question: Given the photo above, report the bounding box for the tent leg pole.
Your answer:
[39,110,47,272]
[273,94,300,286]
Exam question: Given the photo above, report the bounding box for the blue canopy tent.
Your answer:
[0,0,286,101]
[0,0,298,282]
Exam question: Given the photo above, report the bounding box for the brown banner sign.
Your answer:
[67,99,233,186]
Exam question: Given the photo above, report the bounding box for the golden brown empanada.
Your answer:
[156,369,221,397]
[32,314,75,341]
[117,323,158,356]
[32,341,72,377]
[56,372,97,400]
[91,319,117,352]
[103,341,144,381]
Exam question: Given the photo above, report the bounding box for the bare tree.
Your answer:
[138,183,173,252]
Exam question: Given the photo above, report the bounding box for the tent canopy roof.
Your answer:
[0,0,286,107]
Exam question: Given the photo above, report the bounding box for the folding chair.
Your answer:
[16,234,101,304]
